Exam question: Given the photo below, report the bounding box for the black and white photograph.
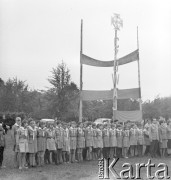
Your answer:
[0,0,171,179]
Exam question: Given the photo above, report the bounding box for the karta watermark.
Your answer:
[98,158,170,179]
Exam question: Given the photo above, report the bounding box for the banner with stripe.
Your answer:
[115,110,142,122]
[80,88,140,101]
[81,49,139,67]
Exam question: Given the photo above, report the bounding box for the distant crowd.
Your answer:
[0,117,171,169]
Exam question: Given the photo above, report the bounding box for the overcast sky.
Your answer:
[0,0,171,101]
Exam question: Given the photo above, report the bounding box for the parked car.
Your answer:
[94,118,111,125]
[40,119,55,123]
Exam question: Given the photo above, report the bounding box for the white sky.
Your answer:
[0,0,171,101]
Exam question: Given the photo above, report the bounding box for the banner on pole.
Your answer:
[80,88,140,101]
[81,49,139,67]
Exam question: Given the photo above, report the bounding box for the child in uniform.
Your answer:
[85,122,93,161]
[159,120,168,157]
[122,125,130,158]
[137,124,144,157]
[109,124,117,158]
[55,121,64,164]
[27,119,38,167]
[69,121,77,163]
[16,120,29,169]
[116,125,123,158]
[37,121,47,166]
[62,123,70,163]
[77,122,85,162]
[0,126,6,168]
[96,124,103,159]
[167,119,171,156]
[129,124,138,157]
[46,123,57,164]
[103,123,110,159]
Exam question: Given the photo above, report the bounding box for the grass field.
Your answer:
[0,131,170,180]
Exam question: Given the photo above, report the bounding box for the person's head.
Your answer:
[71,121,76,128]
[87,122,92,128]
[159,120,164,125]
[15,117,21,126]
[40,121,46,128]
[152,119,157,124]
[22,119,28,128]
[57,121,62,127]
[78,122,83,128]
[28,118,35,128]
[92,123,96,129]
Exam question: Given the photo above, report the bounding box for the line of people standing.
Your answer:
[1,117,171,170]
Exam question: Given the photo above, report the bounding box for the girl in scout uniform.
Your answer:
[137,124,144,157]
[11,117,21,168]
[122,125,130,158]
[27,119,38,167]
[77,122,85,162]
[149,119,159,158]
[167,119,171,156]
[109,124,117,158]
[46,122,57,164]
[62,123,70,163]
[143,122,151,156]
[92,123,98,160]
[159,120,168,157]
[37,121,47,166]
[55,121,64,164]
[116,125,123,158]
[16,120,29,169]
[129,124,138,157]
[69,121,77,163]
[103,123,110,159]
[85,122,93,161]
[0,126,6,169]
[96,124,103,159]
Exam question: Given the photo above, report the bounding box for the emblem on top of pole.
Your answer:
[111,13,123,31]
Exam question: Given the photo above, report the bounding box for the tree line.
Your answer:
[0,61,171,122]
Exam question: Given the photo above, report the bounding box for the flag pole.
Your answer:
[137,26,142,110]
[79,19,83,122]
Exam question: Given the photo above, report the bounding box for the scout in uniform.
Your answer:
[37,121,47,166]
[69,121,77,163]
[103,123,110,159]
[77,122,85,162]
[167,119,171,156]
[137,124,144,157]
[116,125,123,158]
[122,125,130,158]
[149,119,159,158]
[55,121,64,164]
[46,122,57,164]
[11,117,21,168]
[96,124,103,159]
[62,123,70,163]
[85,122,93,161]
[92,123,98,160]
[16,120,29,169]
[109,124,117,158]
[143,121,151,156]
[129,124,138,157]
[27,118,38,167]
[159,120,168,157]
[0,126,6,168]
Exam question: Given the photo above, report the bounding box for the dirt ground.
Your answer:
[0,131,171,180]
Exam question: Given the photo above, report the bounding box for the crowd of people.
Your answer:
[0,117,171,170]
